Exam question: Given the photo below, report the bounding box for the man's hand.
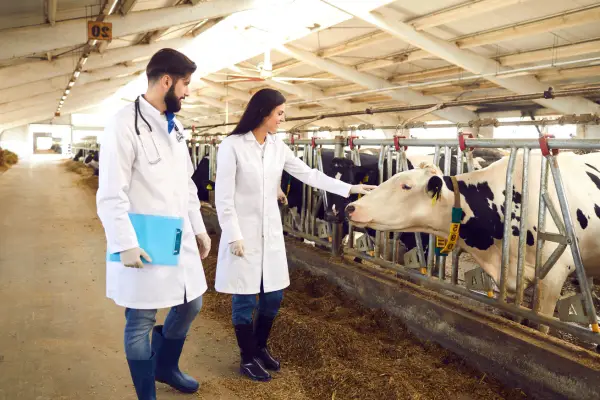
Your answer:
[350,184,377,195]
[195,233,211,259]
[277,187,288,206]
[229,240,245,257]
[121,247,152,268]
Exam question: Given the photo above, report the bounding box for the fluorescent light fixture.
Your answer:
[108,0,119,15]
[68,81,75,88]
[90,39,97,46]
[74,71,81,79]
[65,89,71,95]
[61,96,66,100]
[80,57,88,67]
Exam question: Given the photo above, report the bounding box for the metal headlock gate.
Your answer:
[69,110,600,346]
[186,121,600,347]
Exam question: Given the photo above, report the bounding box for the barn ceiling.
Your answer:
[1,0,600,133]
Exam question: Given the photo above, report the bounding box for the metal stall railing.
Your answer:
[187,111,600,347]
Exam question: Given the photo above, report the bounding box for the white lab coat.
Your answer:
[97,96,208,310]
[214,132,351,294]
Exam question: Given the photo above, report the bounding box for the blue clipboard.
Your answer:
[107,213,184,266]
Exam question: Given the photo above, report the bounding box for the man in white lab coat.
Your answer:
[97,49,211,400]
[215,88,375,382]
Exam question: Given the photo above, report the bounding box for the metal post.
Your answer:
[451,141,464,285]
[515,148,531,308]
[437,145,452,281]
[427,146,441,276]
[329,135,347,257]
[547,154,600,332]
[191,140,197,168]
[533,156,549,315]
[208,143,217,207]
[300,144,308,233]
[375,145,388,258]
[500,148,518,303]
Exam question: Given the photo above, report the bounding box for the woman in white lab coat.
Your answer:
[215,88,375,382]
[96,49,211,400]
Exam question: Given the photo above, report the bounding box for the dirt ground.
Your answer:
[0,157,527,399]
[0,157,241,400]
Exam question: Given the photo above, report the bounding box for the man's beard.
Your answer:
[164,85,181,113]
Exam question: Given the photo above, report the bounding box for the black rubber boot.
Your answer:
[151,325,200,393]
[127,353,157,400]
[234,324,271,382]
[254,315,281,371]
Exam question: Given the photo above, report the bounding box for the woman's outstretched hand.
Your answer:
[349,184,377,195]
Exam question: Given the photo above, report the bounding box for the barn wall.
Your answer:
[0,125,31,158]
[199,206,600,400]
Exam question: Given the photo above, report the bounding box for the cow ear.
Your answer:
[418,162,439,175]
[426,176,443,200]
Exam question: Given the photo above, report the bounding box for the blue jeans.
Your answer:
[124,295,203,360]
[232,282,283,325]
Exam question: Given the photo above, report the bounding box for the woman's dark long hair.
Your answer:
[229,88,286,135]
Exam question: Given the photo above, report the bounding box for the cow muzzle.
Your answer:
[345,203,372,224]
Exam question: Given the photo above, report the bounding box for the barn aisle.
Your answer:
[0,158,240,400]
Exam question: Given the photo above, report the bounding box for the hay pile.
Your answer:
[0,147,18,172]
[200,235,527,400]
[63,160,98,191]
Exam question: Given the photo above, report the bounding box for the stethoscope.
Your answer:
[134,95,180,165]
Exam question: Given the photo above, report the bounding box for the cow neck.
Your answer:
[435,175,463,255]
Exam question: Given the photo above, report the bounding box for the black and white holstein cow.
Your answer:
[281,148,505,258]
[345,151,600,332]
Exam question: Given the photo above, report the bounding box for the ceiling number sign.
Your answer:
[87,21,113,41]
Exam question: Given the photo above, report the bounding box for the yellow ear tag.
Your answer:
[431,196,437,206]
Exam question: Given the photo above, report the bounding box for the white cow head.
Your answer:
[345,162,450,232]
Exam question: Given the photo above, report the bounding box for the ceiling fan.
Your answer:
[211,50,336,84]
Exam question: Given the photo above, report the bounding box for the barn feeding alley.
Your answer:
[0,159,526,399]
[3,0,600,399]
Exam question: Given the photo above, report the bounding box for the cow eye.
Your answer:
[402,184,412,190]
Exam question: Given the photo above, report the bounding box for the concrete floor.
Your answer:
[0,157,240,400]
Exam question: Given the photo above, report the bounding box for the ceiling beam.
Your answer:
[120,0,140,15]
[200,78,252,102]
[0,37,191,91]
[195,79,351,127]
[0,75,136,116]
[273,4,600,78]
[0,62,146,105]
[0,0,260,60]
[456,4,600,49]
[0,86,122,126]
[498,39,600,67]
[47,0,58,26]
[329,3,600,115]
[267,80,399,127]
[409,0,532,31]
[0,89,120,131]
[278,44,477,123]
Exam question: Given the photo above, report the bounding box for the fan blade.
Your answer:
[273,77,340,82]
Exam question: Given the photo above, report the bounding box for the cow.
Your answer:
[72,149,85,162]
[191,155,213,202]
[84,150,100,176]
[345,151,600,334]
[281,147,505,259]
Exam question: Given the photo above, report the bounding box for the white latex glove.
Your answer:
[121,247,152,268]
[349,184,377,195]
[277,187,288,206]
[229,240,245,257]
[196,233,211,260]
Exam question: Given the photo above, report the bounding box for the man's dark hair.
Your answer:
[146,48,197,83]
